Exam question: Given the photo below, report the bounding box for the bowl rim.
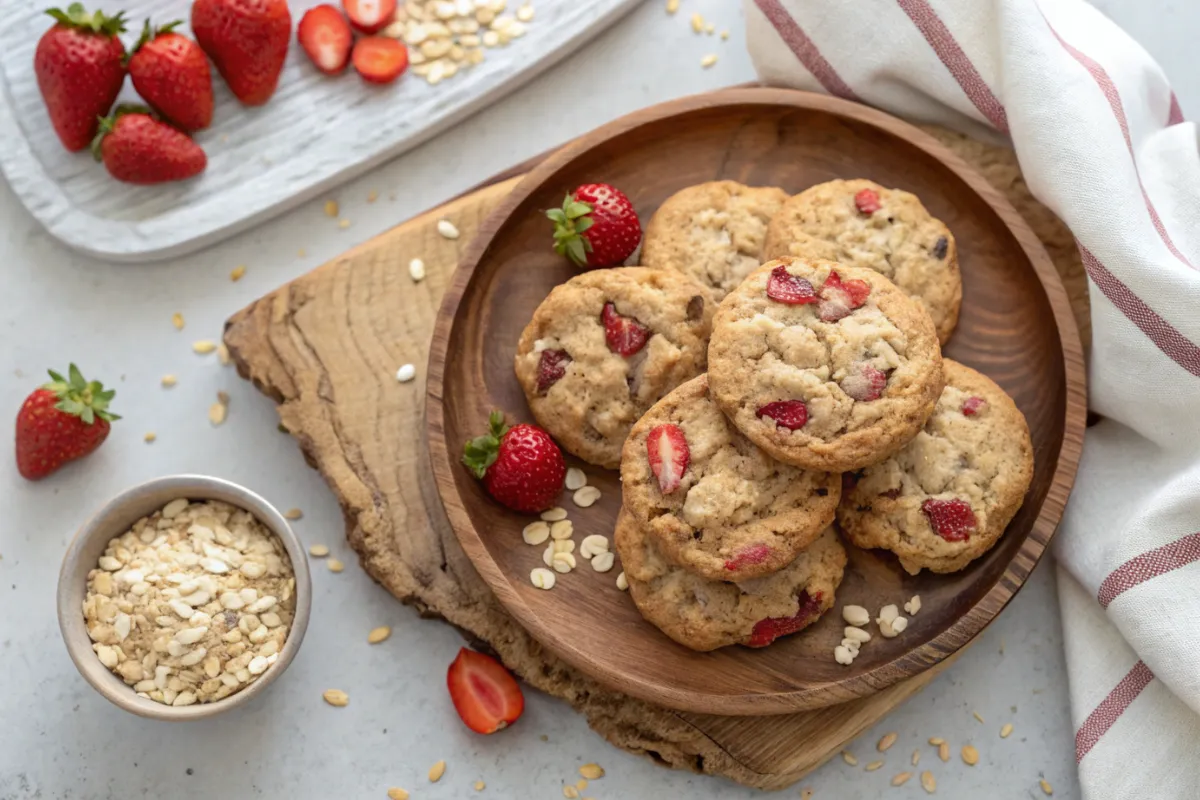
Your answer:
[57,473,313,721]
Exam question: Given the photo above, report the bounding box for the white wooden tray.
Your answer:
[0,0,639,263]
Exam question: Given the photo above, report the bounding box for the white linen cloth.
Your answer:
[744,1,1200,796]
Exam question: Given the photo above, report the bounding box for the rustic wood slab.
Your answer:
[224,122,1088,791]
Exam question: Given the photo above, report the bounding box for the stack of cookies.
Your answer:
[514,179,1034,653]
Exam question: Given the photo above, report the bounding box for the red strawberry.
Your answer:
[765,264,818,305]
[547,183,641,269]
[192,0,291,106]
[92,106,206,184]
[724,543,771,572]
[35,5,128,152]
[447,648,524,735]
[352,36,409,84]
[16,364,119,480]
[298,5,353,75]
[463,411,565,514]
[854,188,881,215]
[127,20,214,132]
[601,302,650,356]
[921,498,977,542]
[962,396,987,416]
[755,400,808,430]
[343,0,396,34]
[646,423,688,494]
[536,349,571,393]
[747,590,822,647]
[840,362,887,402]
[818,270,871,322]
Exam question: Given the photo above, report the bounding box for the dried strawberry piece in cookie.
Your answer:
[765,264,818,305]
[854,188,881,215]
[818,270,871,322]
[646,423,689,494]
[840,362,888,402]
[961,396,987,416]
[756,400,808,430]
[536,349,571,393]
[921,498,977,542]
[601,302,650,356]
[747,590,823,647]
[724,543,772,572]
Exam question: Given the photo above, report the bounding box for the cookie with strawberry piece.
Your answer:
[620,375,839,581]
[764,179,962,344]
[615,509,846,652]
[707,257,944,473]
[514,268,714,469]
[837,359,1033,574]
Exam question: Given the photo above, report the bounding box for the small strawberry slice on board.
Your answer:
[921,498,977,542]
[16,364,120,480]
[92,105,206,184]
[646,423,689,494]
[765,264,818,304]
[601,302,650,356]
[755,400,808,430]
[343,0,396,34]
[446,648,524,734]
[298,5,353,75]
[352,36,409,84]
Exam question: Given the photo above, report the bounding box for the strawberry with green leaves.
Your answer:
[16,365,119,480]
[127,19,214,132]
[92,105,207,184]
[547,183,641,269]
[463,411,565,514]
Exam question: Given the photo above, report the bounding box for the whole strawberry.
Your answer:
[547,183,641,269]
[192,0,291,106]
[93,105,207,184]
[35,4,128,152]
[16,364,119,480]
[463,411,565,514]
[127,19,214,132]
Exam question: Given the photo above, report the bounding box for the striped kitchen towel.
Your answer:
[744,1,1200,797]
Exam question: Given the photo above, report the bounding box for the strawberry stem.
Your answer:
[546,195,594,268]
[45,3,128,36]
[461,410,509,479]
[127,17,183,57]
[44,363,119,424]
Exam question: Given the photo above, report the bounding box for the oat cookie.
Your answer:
[642,181,790,300]
[837,359,1034,574]
[616,509,846,651]
[620,374,839,581]
[764,179,961,343]
[707,257,944,473]
[514,267,714,469]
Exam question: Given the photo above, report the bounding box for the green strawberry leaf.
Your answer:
[43,364,120,425]
[462,411,510,479]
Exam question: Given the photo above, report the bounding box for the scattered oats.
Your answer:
[580,534,609,559]
[690,12,703,32]
[920,770,936,793]
[437,219,460,239]
[409,258,426,282]
[565,467,587,490]
[549,519,573,540]
[562,788,579,800]
[911,749,920,766]
[960,745,979,766]
[877,732,898,752]
[515,3,532,21]
[877,604,899,624]
[665,0,678,12]
[1000,723,1013,738]
[833,645,853,665]
[591,551,615,573]
[704,21,714,33]
[615,571,628,591]
[473,781,485,791]
[368,626,392,644]
[367,190,379,203]
[844,626,871,643]
[928,737,945,746]
[552,552,576,573]
[575,780,588,791]
[161,374,177,388]
[865,761,884,772]
[297,248,307,257]
[482,29,499,46]
[323,688,349,706]
[172,312,185,330]
[720,29,728,39]
[144,432,157,443]
[324,200,339,217]
[938,742,950,762]
[891,772,912,786]
[428,760,446,782]
[904,595,922,615]
[541,507,568,522]
[842,605,870,626]
[208,402,227,426]
[841,751,858,766]
[973,711,985,724]
[193,340,217,354]
[230,265,246,282]
[700,53,717,68]
[523,521,551,545]
[1040,778,1053,796]
[328,559,345,573]
[338,219,351,229]
[396,364,417,383]
[309,544,329,557]
[801,791,813,800]
[284,508,303,520]
[217,343,232,366]
[573,485,601,507]
[387,790,409,800]
[530,567,556,590]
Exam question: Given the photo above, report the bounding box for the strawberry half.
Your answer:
[921,498,977,542]
[601,302,650,356]
[854,188,881,215]
[746,590,822,647]
[961,396,987,416]
[536,349,571,393]
[840,362,887,402]
[724,543,772,572]
[352,36,409,83]
[446,648,524,734]
[298,5,353,75]
[646,423,688,494]
[547,183,642,269]
[343,0,396,34]
[462,411,565,513]
[765,264,818,304]
[818,270,871,322]
[16,364,119,480]
[755,400,808,430]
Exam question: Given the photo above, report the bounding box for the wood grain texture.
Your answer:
[225,91,1088,789]
[427,88,1087,716]
[0,0,640,262]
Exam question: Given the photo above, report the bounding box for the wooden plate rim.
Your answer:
[426,87,1087,715]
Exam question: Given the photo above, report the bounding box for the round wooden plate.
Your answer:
[426,88,1086,716]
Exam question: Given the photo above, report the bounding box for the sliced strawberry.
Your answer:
[755,400,808,430]
[962,396,987,416]
[352,36,408,84]
[747,590,822,647]
[840,362,887,402]
[921,498,977,542]
[535,349,570,393]
[854,188,881,215]
[765,264,818,305]
[447,648,524,734]
[724,543,772,572]
[601,302,650,356]
[646,423,689,494]
[343,0,396,33]
[818,270,870,322]
[298,5,352,75]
